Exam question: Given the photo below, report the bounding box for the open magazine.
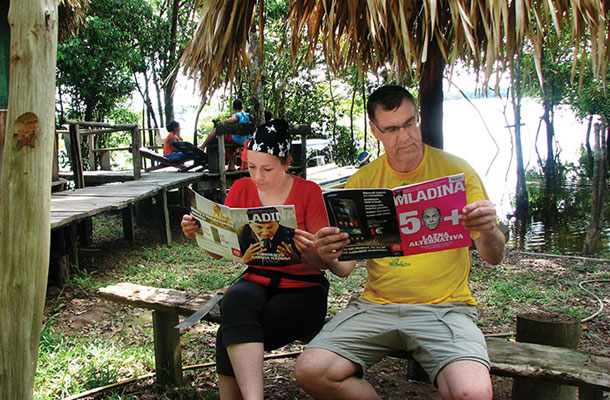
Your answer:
[188,188,298,265]
[323,173,472,261]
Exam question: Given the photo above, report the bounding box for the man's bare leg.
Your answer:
[436,360,492,400]
[295,348,380,400]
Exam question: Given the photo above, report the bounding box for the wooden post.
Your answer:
[87,134,95,170]
[69,123,85,188]
[131,125,141,180]
[99,150,111,170]
[0,1,58,399]
[218,130,227,202]
[157,189,171,245]
[0,109,5,176]
[122,205,135,243]
[152,311,182,385]
[49,229,70,285]
[512,312,582,399]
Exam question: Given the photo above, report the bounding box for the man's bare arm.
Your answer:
[463,200,505,265]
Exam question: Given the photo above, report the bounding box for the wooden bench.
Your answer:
[97,283,610,397]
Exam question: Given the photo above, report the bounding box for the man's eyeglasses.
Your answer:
[370,117,418,135]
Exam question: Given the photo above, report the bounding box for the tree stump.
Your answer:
[512,312,581,400]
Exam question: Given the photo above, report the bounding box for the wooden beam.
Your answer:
[62,119,137,130]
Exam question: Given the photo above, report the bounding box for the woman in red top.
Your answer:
[182,119,348,399]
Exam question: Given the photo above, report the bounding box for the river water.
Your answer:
[442,96,607,256]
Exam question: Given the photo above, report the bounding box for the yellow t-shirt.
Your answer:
[345,145,489,306]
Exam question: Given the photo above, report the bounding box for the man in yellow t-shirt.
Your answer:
[295,85,505,400]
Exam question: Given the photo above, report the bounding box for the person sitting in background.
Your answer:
[200,99,251,171]
[163,120,187,161]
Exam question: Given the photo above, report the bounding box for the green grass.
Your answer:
[35,321,154,400]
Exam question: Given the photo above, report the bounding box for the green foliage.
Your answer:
[332,125,359,166]
[56,0,153,121]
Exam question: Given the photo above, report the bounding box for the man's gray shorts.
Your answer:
[306,299,490,383]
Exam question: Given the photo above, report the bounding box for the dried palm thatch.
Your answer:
[288,0,609,84]
[181,0,258,97]
[181,0,608,96]
[58,0,89,42]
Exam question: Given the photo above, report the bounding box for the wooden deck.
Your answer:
[49,171,208,284]
[51,171,206,229]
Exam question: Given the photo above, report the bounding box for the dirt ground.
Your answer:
[43,212,609,399]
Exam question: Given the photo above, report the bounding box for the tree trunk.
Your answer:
[0,1,57,399]
[541,88,557,218]
[419,38,445,149]
[583,121,606,255]
[511,54,529,219]
[512,312,581,399]
[248,3,264,126]
[163,0,180,124]
[192,95,206,147]
[327,70,337,144]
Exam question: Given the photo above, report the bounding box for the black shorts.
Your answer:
[216,278,328,376]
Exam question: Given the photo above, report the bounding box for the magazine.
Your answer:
[189,188,298,265]
[323,174,472,260]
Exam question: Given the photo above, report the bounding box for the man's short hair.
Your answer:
[233,99,243,110]
[366,85,416,121]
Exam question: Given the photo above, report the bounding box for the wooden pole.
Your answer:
[0,1,57,399]
[512,312,581,399]
[132,126,141,180]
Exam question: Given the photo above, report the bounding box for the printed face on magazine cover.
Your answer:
[422,206,441,230]
[246,150,290,190]
[249,220,280,240]
[370,100,423,171]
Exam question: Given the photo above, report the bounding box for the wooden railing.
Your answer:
[58,120,141,188]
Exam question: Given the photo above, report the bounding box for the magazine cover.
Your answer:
[392,173,471,255]
[323,189,403,261]
[323,173,471,260]
[189,188,298,265]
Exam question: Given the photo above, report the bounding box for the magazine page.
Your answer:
[189,188,299,265]
[323,189,403,261]
[189,188,242,262]
[228,205,299,266]
[393,173,472,255]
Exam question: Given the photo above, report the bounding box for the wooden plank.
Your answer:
[487,337,610,389]
[50,196,131,212]
[97,282,221,323]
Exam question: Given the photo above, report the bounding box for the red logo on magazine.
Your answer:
[391,243,402,252]
[232,248,242,257]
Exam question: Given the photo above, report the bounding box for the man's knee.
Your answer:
[295,349,323,387]
[437,360,492,400]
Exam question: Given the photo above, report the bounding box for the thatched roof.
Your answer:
[181,0,257,96]
[58,0,89,42]
[180,0,609,96]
